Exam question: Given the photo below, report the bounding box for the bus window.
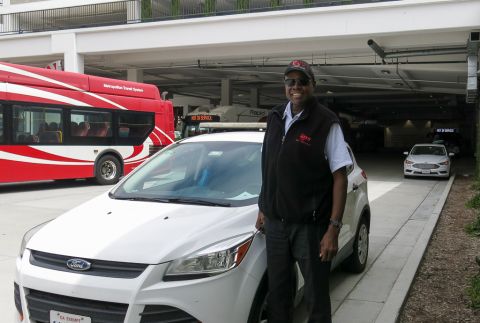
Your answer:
[0,105,3,143]
[117,112,154,142]
[13,105,63,144]
[71,110,112,137]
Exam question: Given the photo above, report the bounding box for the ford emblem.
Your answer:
[66,258,91,271]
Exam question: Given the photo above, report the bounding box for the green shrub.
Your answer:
[235,0,250,11]
[270,0,281,8]
[467,273,480,309]
[171,0,180,16]
[465,215,480,236]
[141,0,152,19]
[205,0,216,14]
[471,181,480,192]
[466,193,480,209]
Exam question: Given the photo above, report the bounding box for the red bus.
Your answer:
[0,62,174,185]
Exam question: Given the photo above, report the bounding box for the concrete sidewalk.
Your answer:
[328,156,475,323]
[332,176,453,323]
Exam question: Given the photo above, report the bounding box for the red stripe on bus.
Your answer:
[0,160,92,182]
[0,146,91,163]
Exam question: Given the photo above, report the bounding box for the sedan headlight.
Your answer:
[19,220,51,258]
[164,232,254,281]
[438,160,449,165]
[404,159,414,165]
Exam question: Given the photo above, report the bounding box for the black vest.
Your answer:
[259,98,339,224]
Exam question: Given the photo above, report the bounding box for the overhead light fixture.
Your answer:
[395,82,404,86]
[381,70,390,75]
[318,78,327,82]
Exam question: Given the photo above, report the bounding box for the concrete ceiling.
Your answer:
[76,45,474,122]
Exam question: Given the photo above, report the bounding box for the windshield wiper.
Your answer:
[167,198,231,207]
[109,195,170,203]
[109,194,230,207]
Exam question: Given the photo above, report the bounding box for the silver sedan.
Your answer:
[403,143,453,178]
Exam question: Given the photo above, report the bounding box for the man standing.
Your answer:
[256,60,352,323]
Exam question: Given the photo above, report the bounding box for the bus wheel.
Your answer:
[95,155,121,185]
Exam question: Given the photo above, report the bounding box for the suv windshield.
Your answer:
[111,141,262,207]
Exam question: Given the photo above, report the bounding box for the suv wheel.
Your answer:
[345,216,369,273]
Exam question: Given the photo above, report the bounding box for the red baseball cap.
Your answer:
[284,60,315,81]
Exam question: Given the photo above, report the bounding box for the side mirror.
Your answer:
[403,151,408,156]
[449,152,455,157]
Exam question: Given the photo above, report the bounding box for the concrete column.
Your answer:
[64,52,84,73]
[476,101,480,179]
[127,0,141,23]
[51,33,84,73]
[250,87,259,108]
[127,68,144,83]
[221,78,232,106]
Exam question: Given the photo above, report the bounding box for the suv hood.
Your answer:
[27,193,258,264]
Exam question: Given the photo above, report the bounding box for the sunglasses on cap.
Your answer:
[284,78,311,87]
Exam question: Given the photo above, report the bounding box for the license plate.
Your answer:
[50,310,91,323]
[421,170,431,174]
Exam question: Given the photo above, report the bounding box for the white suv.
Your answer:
[15,131,370,323]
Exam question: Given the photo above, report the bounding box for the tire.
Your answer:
[95,155,121,185]
[345,216,369,273]
[247,276,268,323]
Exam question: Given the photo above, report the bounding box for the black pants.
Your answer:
[264,217,332,323]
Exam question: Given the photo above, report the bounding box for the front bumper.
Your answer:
[404,163,450,177]
[14,245,264,323]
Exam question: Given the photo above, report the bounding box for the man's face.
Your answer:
[284,71,315,108]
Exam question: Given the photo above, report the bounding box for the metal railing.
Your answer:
[0,0,396,35]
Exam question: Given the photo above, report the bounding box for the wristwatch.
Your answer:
[329,218,343,229]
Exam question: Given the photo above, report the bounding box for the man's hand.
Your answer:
[256,211,265,233]
[319,227,339,262]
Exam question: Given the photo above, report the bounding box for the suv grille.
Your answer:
[140,305,200,322]
[26,289,128,323]
[30,250,148,278]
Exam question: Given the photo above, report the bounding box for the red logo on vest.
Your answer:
[297,133,311,146]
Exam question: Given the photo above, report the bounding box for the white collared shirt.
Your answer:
[283,102,352,173]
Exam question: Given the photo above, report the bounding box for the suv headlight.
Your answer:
[164,232,254,281]
[19,221,51,258]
